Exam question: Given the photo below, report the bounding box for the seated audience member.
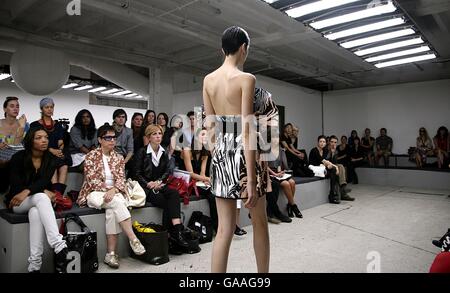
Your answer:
[337,135,350,167]
[77,124,145,269]
[69,109,97,169]
[326,136,354,201]
[135,110,156,153]
[0,96,28,192]
[30,98,70,197]
[133,124,189,248]
[348,137,365,184]
[112,109,134,165]
[179,128,218,231]
[433,126,449,169]
[309,135,340,204]
[375,128,393,167]
[268,146,302,218]
[157,112,171,150]
[131,112,143,152]
[361,128,375,166]
[280,124,303,173]
[288,125,313,177]
[348,130,359,148]
[6,126,69,273]
[415,127,434,168]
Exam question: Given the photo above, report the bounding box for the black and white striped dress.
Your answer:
[210,88,279,199]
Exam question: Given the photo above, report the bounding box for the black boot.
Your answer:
[329,193,340,204]
[286,204,294,218]
[170,224,189,248]
[291,204,303,218]
[55,248,69,273]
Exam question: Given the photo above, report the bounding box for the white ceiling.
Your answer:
[0,0,449,91]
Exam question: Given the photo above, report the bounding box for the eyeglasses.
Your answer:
[102,136,116,141]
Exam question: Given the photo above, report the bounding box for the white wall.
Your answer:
[171,74,323,152]
[323,79,450,154]
[0,80,144,128]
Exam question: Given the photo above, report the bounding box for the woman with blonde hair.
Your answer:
[415,127,434,168]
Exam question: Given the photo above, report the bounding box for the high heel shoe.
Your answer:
[286,204,294,218]
[291,204,303,218]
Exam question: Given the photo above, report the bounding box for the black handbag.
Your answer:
[131,223,170,265]
[59,213,99,273]
[188,211,213,243]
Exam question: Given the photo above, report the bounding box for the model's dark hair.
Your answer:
[97,123,115,138]
[222,26,250,56]
[380,128,387,133]
[329,135,338,141]
[186,111,195,118]
[23,125,53,184]
[74,109,96,140]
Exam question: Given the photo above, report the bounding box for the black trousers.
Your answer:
[326,167,339,199]
[145,186,181,230]
[266,180,283,218]
[199,188,218,232]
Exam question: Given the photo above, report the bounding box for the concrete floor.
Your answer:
[98,184,450,273]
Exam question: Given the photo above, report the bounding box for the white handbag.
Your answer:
[125,179,146,208]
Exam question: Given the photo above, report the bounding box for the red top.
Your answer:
[429,252,450,273]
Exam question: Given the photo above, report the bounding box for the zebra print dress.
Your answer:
[210,88,279,199]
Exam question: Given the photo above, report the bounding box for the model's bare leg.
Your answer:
[249,196,270,273]
[211,198,237,273]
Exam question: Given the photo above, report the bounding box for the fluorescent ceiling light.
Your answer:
[74,85,93,91]
[135,95,143,99]
[62,83,79,89]
[310,1,397,29]
[375,53,436,68]
[355,37,423,56]
[262,0,278,3]
[88,87,107,93]
[286,0,360,18]
[101,88,121,95]
[0,73,11,81]
[325,17,405,40]
[125,93,138,98]
[114,90,132,96]
[365,46,430,62]
[341,28,414,48]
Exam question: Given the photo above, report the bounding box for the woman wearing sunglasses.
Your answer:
[77,123,145,269]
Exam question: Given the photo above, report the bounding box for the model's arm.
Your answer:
[241,74,257,208]
[202,75,216,154]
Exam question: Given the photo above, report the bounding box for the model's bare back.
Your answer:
[204,66,254,116]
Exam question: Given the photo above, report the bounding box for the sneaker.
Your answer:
[130,238,146,255]
[104,252,120,269]
[267,216,281,224]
